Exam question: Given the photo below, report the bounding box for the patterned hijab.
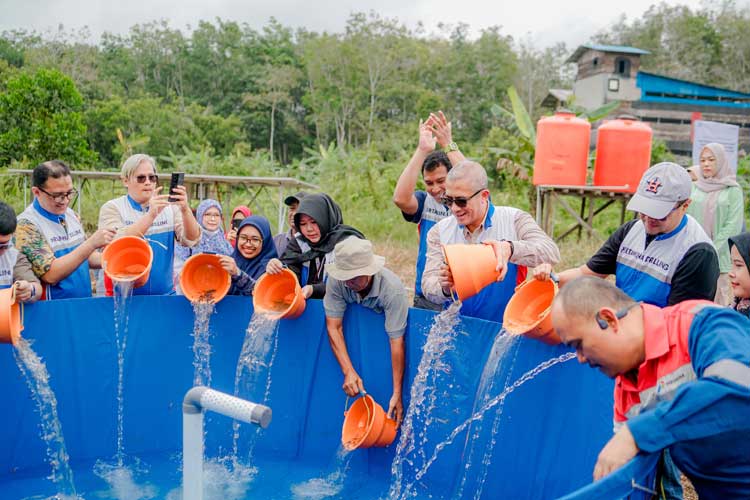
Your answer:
[176,199,233,260]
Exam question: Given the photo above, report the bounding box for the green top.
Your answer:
[687,185,744,272]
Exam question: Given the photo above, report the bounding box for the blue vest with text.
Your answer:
[18,200,91,299]
[412,191,451,297]
[104,195,177,295]
[0,247,18,290]
[615,215,712,307]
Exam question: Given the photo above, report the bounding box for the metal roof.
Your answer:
[567,44,651,63]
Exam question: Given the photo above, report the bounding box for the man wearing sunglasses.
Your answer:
[421,161,560,322]
[0,202,42,303]
[15,161,115,299]
[394,112,464,311]
[98,153,201,295]
[552,276,750,499]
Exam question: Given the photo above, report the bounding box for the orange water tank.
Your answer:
[532,112,591,186]
[593,118,652,193]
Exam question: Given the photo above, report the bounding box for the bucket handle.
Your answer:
[343,392,372,423]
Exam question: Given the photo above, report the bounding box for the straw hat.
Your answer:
[326,238,385,281]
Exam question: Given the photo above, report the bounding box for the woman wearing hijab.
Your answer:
[227,205,252,247]
[266,193,364,299]
[728,233,750,318]
[176,199,233,260]
[687,143,744,305]
[217,215,278,296]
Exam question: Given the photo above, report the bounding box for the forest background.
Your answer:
[1,2,750,285]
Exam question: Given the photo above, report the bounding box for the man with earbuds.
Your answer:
[552,276,750,499]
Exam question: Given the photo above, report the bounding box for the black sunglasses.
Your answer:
[38,187,79,203]
[441,188,484,208]
[134,174,158,184]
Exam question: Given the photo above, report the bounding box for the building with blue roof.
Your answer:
[544,44,750,154]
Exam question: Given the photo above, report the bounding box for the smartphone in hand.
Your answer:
[168,172,185,202]
[231,219,242,231]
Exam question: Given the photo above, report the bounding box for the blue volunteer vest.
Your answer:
[104,195,178,295]
[615,215,712,307]
[0,247,18,290]
[437,204,523,323]
[413,192,451,297]
[18,200,91,299]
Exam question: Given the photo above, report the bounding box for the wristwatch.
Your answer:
[447,142,459,152]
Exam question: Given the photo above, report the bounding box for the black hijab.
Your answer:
[283,193,364,264]
[729,232,750,272]
[728,232,750,316]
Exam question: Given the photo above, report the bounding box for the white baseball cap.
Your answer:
[626,162,692,219]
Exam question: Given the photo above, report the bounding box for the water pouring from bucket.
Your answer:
[503,277,561,345]
[180,253,232,304]
[442,244,500,301]
[102,235,153,288]
[253,268,306,319]
[0,284,23,345]
[341,393,398,451]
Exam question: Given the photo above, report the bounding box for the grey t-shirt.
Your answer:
[324,267,408,339]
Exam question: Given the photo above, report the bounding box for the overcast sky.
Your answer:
[0,0,724,48]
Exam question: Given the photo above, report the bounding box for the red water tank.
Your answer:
[593,118,652,193]
[532,112,591,186]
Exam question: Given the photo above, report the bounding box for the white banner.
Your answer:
[692,120,740,174]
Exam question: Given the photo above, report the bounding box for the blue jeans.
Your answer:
[658,449,683,500]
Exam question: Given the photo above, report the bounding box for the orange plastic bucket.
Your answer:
[341,394,398,451]
[180,253,231,304]
[503,278,561,345]
[0,285,23,345]
[253,268,306,319]
[443,244,500,301]
[102,236,153,288]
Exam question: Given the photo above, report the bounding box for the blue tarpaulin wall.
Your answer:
[0,296,656,498]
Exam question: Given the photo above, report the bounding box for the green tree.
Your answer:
[0,68,97,166]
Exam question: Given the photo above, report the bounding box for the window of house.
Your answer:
[615,57,631,77]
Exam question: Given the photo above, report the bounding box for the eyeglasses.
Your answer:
[38,187,78,203]
[441,189,484,208]
[595,302,641,330]
[641,201,686,222]
[134,174,158,184]
[238,235,262,245]
[203,213,221,219]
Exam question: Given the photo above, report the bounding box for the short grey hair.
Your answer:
[555,276,635,319]
[121,154,157,180]
[446,160,488,191]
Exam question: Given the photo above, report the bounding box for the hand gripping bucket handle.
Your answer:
[0,283,24,345]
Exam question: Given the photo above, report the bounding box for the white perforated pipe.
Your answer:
[182,386,272,500]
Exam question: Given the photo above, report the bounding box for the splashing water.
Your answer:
[291,447,352,499]
[456,330,520,499]
[113,280,134,465]
[231,313,280,461]
[93,458,157,500]
[165,456,257,500]
[191,301,216,386]
[388,302,462,500]
[13,338,77,498]
[411,352,577,485]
